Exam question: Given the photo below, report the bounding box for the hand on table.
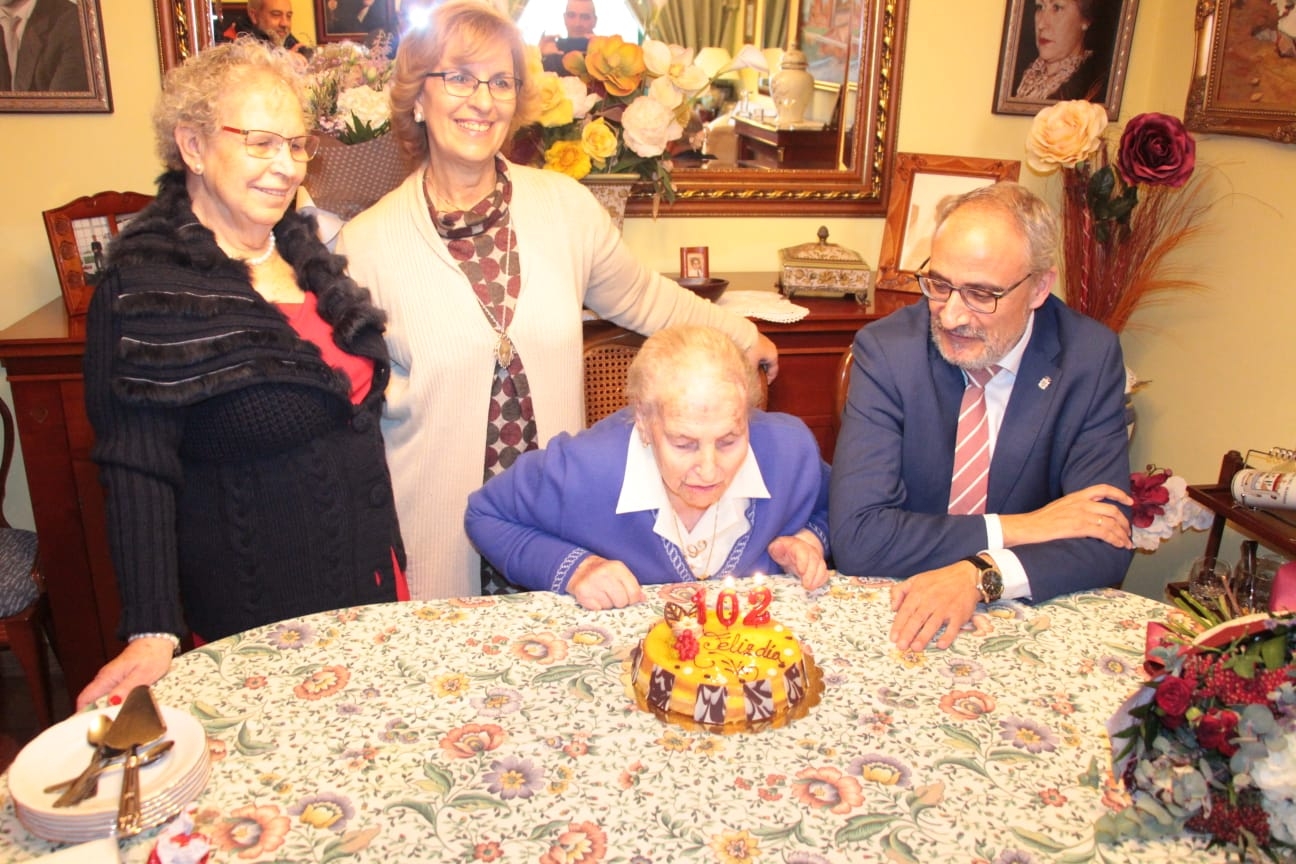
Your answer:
[1000,484,1134,550]
[888,560,980,652]
[767,530,828,591]
[75,638,174,711]
[566,555,648,610]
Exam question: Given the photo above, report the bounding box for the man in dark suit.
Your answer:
[0,0,88,92]
[829,182,1133,652]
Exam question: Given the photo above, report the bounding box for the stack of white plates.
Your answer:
[9,705,210,843]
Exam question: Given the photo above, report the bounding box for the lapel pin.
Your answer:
[1038,376,1052,390]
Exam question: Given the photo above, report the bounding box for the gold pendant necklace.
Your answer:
[672,506,719,581]
[423,169,515,369]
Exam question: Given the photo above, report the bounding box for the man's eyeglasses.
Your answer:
[425,71,520,101]
[914,257,1035,314]
[220,127,320,162]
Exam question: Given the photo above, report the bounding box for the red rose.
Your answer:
[1117,112,1196,188]
[1129,467,1172,529]
[1195,709,1240,755]
[1153,675,1193,719]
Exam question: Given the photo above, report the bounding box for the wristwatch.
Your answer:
[963,554,1004,604]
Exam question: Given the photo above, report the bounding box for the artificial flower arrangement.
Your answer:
[1098,574,1296,861]
[1025,100,1215,333]
[300,35,408,221]
[1130,465,1213,552]
[305,34,395,143]
[510,36,766,204]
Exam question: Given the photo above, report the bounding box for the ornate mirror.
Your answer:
[153,0,908,217]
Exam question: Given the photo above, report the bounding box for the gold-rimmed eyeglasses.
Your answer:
[220,126,320,162]
[914,257,1035,314]
[425,71,520,101]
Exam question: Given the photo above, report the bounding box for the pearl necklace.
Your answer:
[244,232,276,267]
[673,506,719,581]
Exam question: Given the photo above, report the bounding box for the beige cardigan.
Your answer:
[337,163,759,599]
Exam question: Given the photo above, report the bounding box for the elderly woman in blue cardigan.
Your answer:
[465,325,830,609]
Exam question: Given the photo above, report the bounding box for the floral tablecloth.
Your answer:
[1,577,1234,862]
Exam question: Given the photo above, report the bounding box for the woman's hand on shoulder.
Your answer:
[566,555,647,610]
[74,639,175,711]
[767,530,828,591]
[747,334,780,384]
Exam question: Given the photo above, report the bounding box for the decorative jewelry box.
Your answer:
[777,226,873,303]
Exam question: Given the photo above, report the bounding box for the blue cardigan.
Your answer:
[465,408,831,592]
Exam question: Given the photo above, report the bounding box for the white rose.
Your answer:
[558,76,598,120]
[621,94,682,159]
[336,85,390,130]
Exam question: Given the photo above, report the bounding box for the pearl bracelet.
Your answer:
[129,632,182,655]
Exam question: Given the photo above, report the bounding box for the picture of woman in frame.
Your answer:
[993,0,1138,119]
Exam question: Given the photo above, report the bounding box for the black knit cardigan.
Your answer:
[84,171,405,642]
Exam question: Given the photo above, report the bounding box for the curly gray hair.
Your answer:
[153,37,310,172]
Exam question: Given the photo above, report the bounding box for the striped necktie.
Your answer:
[948,365,999,515]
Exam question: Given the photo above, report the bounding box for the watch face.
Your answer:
[981,569,1004,601]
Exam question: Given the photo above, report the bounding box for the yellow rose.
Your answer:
[536,73,574,128]
[581,118,619,168]
[545,139,592,180]
[1025,99,1108,173]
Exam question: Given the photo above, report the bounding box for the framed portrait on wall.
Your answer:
[798,0,863,86]
[0,0,111,113]
[875,153,1022,293]
[314,0,397,44]
[1185,0,1296,141]
[991,0,1139,120]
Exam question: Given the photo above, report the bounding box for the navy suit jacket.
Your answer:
[828,295,1133,601]
[8,0,88,92]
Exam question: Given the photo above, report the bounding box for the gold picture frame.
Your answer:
[875,153,1021,293]
[0,0,112,113]
[43,191,153,318]
[1184,0,1296,142]
[991,0,1139,120]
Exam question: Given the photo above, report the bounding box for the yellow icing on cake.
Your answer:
[630,617,811,730]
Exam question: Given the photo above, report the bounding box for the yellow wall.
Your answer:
[1,2,1290,598]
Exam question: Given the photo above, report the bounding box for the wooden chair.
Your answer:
[583,327,648,427]
[582,325,770,427]
[829,346,854,443]
[0,398,54,730]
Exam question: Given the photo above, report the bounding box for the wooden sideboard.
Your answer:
[0,284,918,699]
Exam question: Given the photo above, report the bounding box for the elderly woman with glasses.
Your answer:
[77,37,407,709]
[337,0,779,600]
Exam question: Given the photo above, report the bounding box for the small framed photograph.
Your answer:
[680,246,710,280]
[991,0,1140,120]
[875,154,1021,293]
[43,191,153,317]
[0,0,112,113]
[1184,0,1296,141]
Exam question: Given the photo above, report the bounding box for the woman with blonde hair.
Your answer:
[338,0,778,599]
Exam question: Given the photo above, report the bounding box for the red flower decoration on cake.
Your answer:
[674,629,699,661]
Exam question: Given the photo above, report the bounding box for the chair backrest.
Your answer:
[0,398,16,531]
[583,328,647,427]
[830,346,853,443]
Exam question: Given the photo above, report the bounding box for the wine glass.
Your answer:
[1235,556,1279,614]
[1187,556,1231,607]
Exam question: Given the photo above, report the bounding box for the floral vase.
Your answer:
[302,133,409,221]
[580,173,639,232]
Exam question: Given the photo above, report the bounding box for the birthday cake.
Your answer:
[627,590,819,733]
